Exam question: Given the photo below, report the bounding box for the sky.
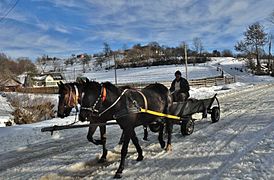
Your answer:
[0,0,274,60]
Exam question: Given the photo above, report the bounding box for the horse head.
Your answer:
[79,80,105,121]
[57,81,83,118]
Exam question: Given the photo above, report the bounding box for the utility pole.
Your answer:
[74,68,76,81]
[268,34,272,74]
[114,53,117,85]
[184,44,188,80]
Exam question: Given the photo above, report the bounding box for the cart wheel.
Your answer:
[181,118,194,135]
[149,122,160,133]
[211,107,220,123]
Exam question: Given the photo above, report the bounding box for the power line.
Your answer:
[1,0,16,19]
[0,0,20,23]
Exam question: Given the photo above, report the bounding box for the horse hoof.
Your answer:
[98,158,107,163]
[136,155,144,161]
[165,144,172,152]
[160,142,165,149]
[114,173,122,179]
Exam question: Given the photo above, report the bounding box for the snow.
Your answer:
[83,63,221,84]
[1,57,274,179]
[0,95,13,127]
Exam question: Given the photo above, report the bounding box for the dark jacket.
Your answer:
[170,77,190,93]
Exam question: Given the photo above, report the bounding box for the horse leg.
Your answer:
[143,125,148,141]
[131,130,144,161]
[98,125,108,163]
[118,131,124,145]
[158,123,165,149]
[87,124,102,145]
[165,94,173,151]
[165,120,173,151]
[114,129,131,179]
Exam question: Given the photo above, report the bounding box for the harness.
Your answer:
[80,84,109,114]
[81,83,181,120]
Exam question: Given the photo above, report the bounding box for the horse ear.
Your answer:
[58,81,64,87]
[85,78,89,83]
[79,78,85,85]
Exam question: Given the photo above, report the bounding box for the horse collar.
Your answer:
[102,85,107,102]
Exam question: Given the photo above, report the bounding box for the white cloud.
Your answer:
[1,0,274,58]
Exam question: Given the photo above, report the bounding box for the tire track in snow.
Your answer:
[0,136,87,172]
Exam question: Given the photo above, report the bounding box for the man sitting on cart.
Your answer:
[170,70,190,102]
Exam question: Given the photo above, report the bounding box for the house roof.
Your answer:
[30,72,64,81]
[0,77,22,87]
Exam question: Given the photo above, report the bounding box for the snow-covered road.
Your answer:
[1,83,274,179]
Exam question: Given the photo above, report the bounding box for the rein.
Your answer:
[81,85,129,117]
[81,84,149,118]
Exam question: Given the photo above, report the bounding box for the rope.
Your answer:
[98,88,129,117]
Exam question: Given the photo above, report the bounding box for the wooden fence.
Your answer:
[16,86,59,94]
[117,76,235,89]
[11,75,235,94]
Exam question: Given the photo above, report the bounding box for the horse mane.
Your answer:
[102,81,122,94]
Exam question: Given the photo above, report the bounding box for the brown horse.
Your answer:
[57,80,148,163]
[79,80,173,178]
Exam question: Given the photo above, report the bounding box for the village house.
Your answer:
[0,77,22,91]
[25,72,65,87]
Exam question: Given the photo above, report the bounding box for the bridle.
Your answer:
[63,84,80,110]
[80,83,108,115]
[80,83,148,118]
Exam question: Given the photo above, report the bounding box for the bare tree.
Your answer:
[221,49,233,57]
[103,42,112,69]
[17,57,37,74]
[193,37,203,66]
[52,57,61,72]
[81,54,91,73]
[235,22,268,73]
[36,55,48,73]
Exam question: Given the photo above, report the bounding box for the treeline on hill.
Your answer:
[0,53,37,80]
[93,42,234,70]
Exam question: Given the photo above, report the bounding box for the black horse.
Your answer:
[79,80,173,178]
[57,81,109,145]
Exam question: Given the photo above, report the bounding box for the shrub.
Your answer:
[6,94,55,124]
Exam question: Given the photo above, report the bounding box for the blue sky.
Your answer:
[0,0,274,60]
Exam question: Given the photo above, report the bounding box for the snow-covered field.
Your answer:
[1,58,274,179]
[83,63,221,84]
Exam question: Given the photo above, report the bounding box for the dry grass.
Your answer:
[6,94,55,124]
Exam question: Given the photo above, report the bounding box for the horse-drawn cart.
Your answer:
[42,94,220,137]
[148,93,220,135]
